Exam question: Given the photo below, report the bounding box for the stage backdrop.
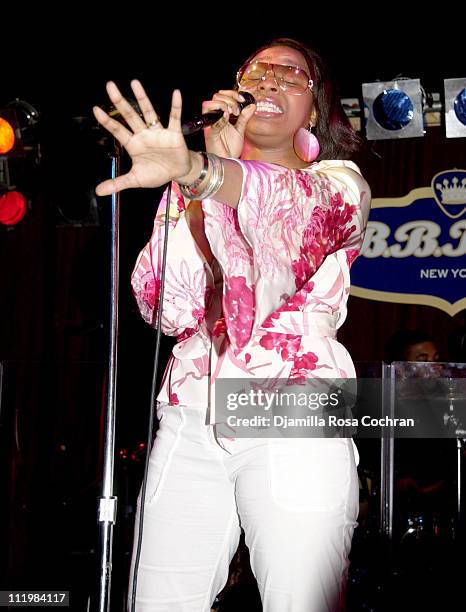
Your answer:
[339,126,466,363]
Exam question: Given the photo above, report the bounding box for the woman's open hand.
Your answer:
[93,80,193,196]
[202,89,256,159]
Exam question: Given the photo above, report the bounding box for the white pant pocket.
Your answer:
[140,406,184,507]
[269,437,357,513]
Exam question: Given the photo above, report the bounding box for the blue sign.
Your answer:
[351,169,466,316]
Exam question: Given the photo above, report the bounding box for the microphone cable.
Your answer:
[130,181,173,612]
[126,91,255,609]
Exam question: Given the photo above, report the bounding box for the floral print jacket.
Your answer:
[131,159,371,423]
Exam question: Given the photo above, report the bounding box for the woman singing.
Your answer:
[94,37,371,612]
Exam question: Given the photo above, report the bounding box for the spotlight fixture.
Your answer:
[0,100,39,226]
[0,109,23,156]
[0,100,39,158]
[7,99,40,157]
[0,159,28,227]
[0,189,27,226]
[362,78,424,140]
[444,77,466,138]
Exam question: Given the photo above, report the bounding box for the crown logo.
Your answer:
[435,177,466,205]
[432,170,466,219]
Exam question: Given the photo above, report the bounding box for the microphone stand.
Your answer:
[91,104,218,609]
[97,142,121,612]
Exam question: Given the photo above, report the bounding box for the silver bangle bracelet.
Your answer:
[178,153,224,200]
[177,152,208,198]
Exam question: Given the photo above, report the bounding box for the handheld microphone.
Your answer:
[181,92,256,136]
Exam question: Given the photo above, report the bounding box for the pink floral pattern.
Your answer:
[223,276,255,353]
[176,194,185,214]
[295,169,314,197]
[140,274,161,318]
[131,161,371,417]
[259,331,301,361]
[289,351,319,382]
[212,317,227,337]
[168,391,179,405]
[346,249,360,267]
[176,328,197,343]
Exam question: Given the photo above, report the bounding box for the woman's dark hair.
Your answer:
[239,37,363,160]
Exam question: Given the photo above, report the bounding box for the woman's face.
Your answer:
[240,45,316,148]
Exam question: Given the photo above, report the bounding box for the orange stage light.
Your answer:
[0,116,15,154]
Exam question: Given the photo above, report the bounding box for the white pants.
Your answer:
[128,403,359,612]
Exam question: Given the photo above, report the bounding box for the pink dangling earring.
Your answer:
[293,125,320,163]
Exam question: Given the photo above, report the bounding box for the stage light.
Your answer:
[444,78,466,138]
[0,100,39,158]
[362,78,424,140]
[0,190,27,226]
[0,117,15,154]
[8,99,39,128]
[0,109,22,156]
[0,100,39,227]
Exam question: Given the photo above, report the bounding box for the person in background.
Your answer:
[384,329,440,364]
[384,329,454,544]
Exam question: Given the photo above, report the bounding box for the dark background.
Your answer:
[2,12,465,123]
[1,12,465,611]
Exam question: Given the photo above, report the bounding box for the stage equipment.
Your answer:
[444,77,466,138]
[362,78,424,140]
